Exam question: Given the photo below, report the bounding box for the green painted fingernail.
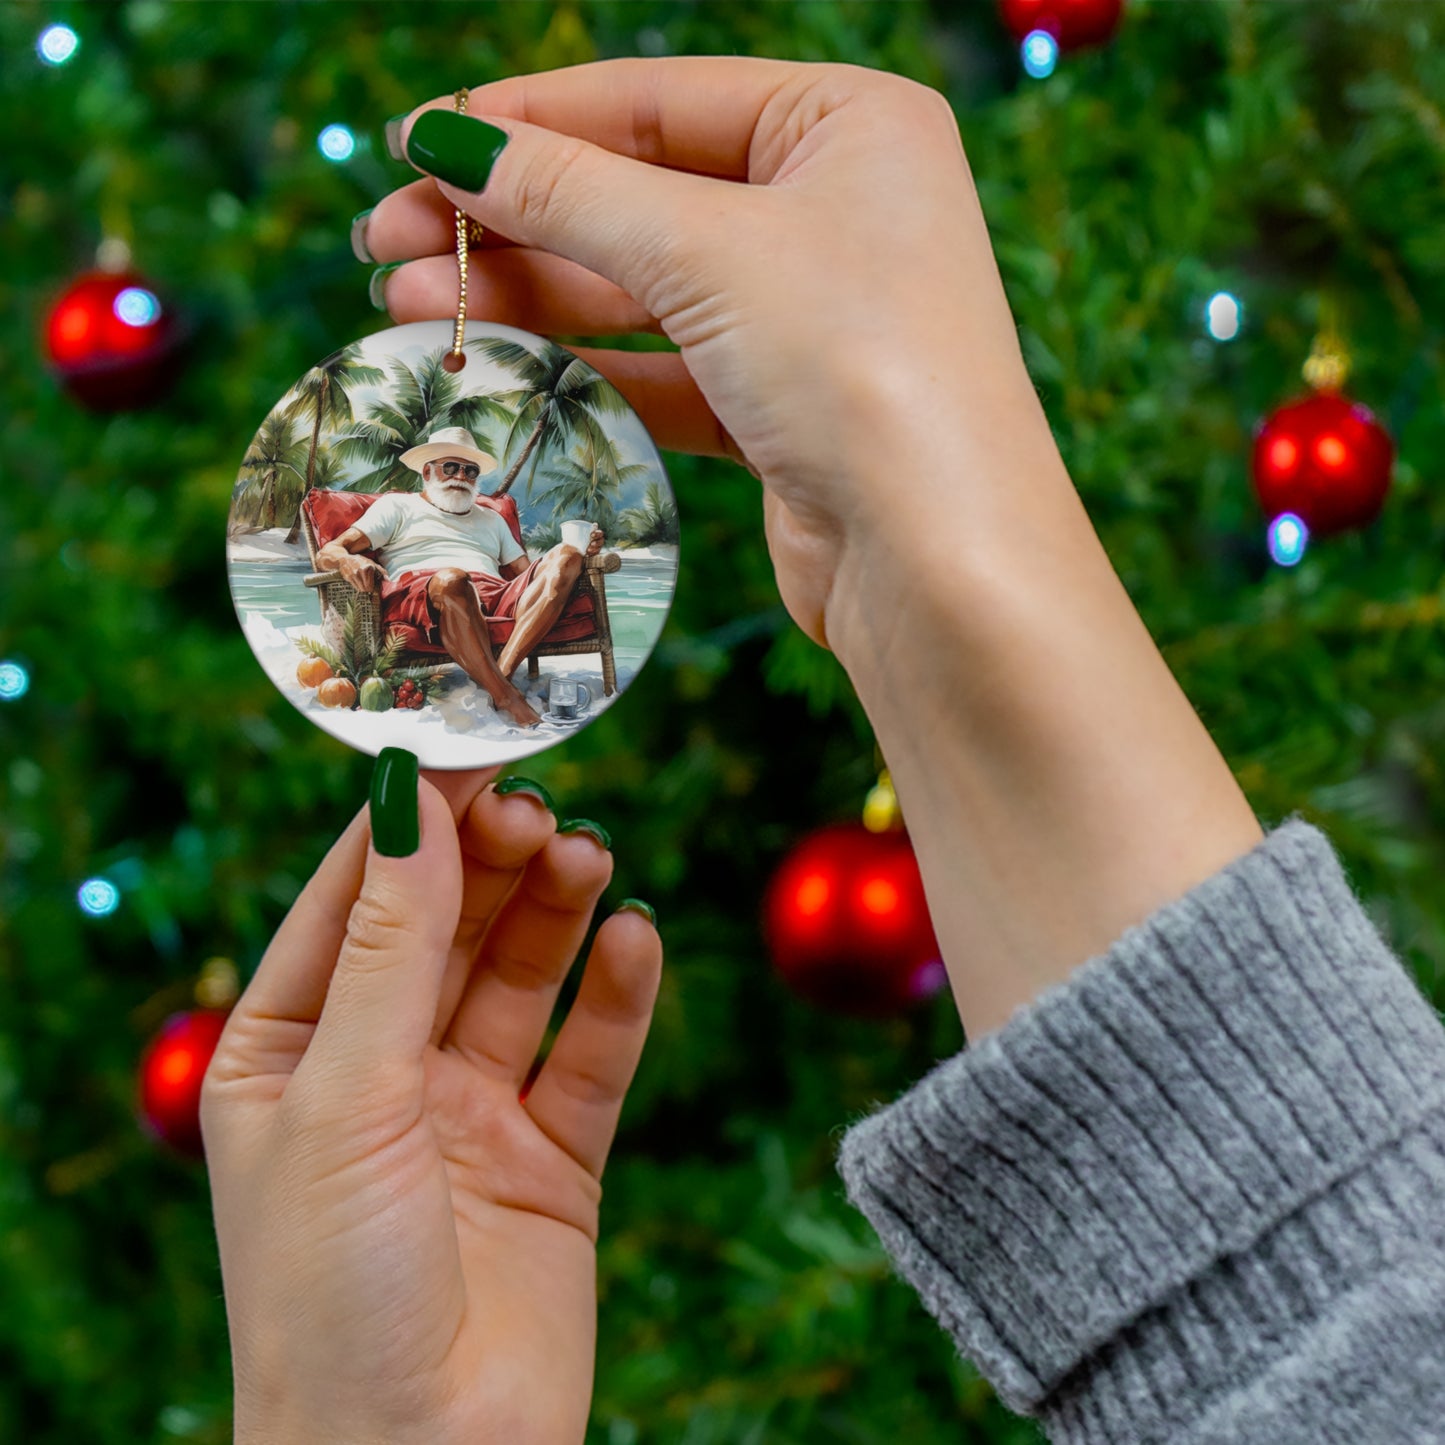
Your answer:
[494,776,556,813]
[350,208,375,264]
[384,113,409,162]
[370,747,419,857]
[405,110,510,192]
[617,898,656,926]
[558,818,611,851]
[369,261,404,311]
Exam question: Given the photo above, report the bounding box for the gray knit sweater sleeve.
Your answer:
[834,817,1445,1443]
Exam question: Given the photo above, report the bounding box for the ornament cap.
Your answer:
[95,236,133,273]
[1303,311,1351,393]
[195,956,240,1010]
[863,768,902,832]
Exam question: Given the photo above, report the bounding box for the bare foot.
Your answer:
[497,688,542,729]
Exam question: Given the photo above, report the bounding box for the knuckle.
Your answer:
[513,135,590,231]
[897,77,961,139]
[341,892,412,968]
[486,940,560,992]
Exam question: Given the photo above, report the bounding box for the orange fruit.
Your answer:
[316,677,358,709]
[297,656,334,689]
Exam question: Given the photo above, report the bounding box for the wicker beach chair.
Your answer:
[298,489,623,696]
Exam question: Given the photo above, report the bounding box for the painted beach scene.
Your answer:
[226,320,679,769]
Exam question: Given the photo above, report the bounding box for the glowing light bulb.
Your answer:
[318,124,356,162]
[78,878,121,917]
[38,24,79,66]
[114,287,161,327]
[1268,512,1309,567]
[1021,30,1059,79]
[1205,292,1242,341]
[0,661,29,701]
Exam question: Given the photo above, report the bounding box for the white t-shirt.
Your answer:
[354,493,525,581]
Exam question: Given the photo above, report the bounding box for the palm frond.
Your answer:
[294,634,344,672]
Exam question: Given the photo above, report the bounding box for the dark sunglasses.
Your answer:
[436,461,481,481]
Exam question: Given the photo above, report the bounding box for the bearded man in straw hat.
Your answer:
[314,426,602,729]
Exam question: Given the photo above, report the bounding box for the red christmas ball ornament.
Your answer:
[998,0,1125,50]
[1251,391,1394,538]
[763,822,946,1018]
[137,1009,230,1158]
[44,269,183,410]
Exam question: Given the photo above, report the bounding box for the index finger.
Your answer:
[402,54,812,182]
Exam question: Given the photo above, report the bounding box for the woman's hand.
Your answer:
[361,60,1263,1043]
[201,761,662,1445]
[362,57,1058,655]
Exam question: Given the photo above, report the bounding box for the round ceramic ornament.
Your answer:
[226,318,679,768]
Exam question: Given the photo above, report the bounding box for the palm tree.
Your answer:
[531,430,651,538]
[232,411,308,535]
[468,338,632,500]
[617,478,681,547]
[279,342,384,538]
[334,349,514,493]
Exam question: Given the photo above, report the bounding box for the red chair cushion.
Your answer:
[301,489,596,656]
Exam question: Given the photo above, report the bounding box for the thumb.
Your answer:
[302,750,462,1091]
[398,106,752,317]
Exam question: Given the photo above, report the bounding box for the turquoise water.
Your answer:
[228,552,675,670]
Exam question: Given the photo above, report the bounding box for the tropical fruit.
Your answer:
[297,656,334,688]
[359,677,393,712]
[316,677,358,709]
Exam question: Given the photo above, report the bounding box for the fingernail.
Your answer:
[558,818,611,851]
[350,208,375,264]
[384,113,409,162]
[617,898,656,926]
[370,747,420,857]
[405,110,510,192]
[369,261,404,311]
[494,775,556,813]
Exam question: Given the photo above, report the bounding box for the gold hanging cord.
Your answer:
[443,87,483,372]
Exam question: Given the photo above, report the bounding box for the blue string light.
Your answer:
[318,124,356,162]
[0,660,29,701]
[1022,30,1059,79]
[78,878,121,918]
[114,287,162,327]
[1205,291,1243,342]
[1268,512,1309,567]
[37,24,79,66]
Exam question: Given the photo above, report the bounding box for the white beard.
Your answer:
[423,475,477,515]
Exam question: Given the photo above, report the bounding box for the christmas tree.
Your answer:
[2,3,1443,1442]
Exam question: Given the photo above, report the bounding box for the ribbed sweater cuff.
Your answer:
[835,816,1445,1429]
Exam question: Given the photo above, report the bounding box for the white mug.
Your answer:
[560,518,594,551]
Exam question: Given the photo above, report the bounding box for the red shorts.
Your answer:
[376,560,596,654]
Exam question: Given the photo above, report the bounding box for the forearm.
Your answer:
[827,390,1262,1042]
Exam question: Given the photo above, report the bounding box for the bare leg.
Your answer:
[495,545,585,679]
[426,569,541,727]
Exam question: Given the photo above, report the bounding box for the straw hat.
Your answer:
[399,426,496,473]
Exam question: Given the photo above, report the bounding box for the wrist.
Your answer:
[822,421,1262,1040]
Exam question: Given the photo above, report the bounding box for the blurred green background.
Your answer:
[3,2,1444,1441]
